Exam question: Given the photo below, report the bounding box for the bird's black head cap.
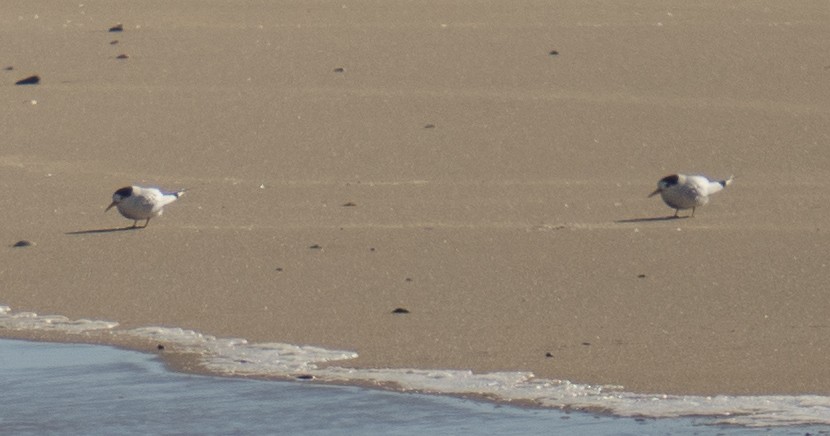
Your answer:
[114,186,133,199]
[659,174,680,187]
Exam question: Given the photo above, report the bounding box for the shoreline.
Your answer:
[15,337,801,435]
[4,220,830,397]
[2,306,830,428]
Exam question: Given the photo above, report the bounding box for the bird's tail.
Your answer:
[708,175,733,195]
[165,187,193,198]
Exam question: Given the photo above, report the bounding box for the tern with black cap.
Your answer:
[106,186,185,228]
[649,174,732,218]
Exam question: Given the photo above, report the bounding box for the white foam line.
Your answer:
[2,305,829,427]
[117,325,830,427]
[0,305,118,333]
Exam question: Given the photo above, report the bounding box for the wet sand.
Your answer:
[2,1,829,396]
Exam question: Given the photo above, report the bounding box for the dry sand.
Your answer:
[2,1,829,396]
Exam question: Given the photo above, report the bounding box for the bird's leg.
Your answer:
[673,209,679,218]
[132,220,139,228]
[143,218,150,228]
[691,207,696,218]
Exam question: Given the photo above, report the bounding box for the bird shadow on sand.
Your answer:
[65,226,144,235]
[615,215,690,224]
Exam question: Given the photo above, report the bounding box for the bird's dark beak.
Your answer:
[105,201,117,212]
[648,188,661,198]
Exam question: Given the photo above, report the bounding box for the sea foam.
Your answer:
[0,305,118,333]
[2,305,828,427]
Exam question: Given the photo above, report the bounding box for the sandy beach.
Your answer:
[2,0,829,396]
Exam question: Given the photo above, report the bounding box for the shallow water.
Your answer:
[2,306,830,431]
[2,339,827,435]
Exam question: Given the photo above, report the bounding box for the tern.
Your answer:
[649,174,732,218]
[106,186,185,228]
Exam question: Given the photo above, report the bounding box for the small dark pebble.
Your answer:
[549,50,559,56]
[581,342,591,346]
[309,244,322,249]
[342,202,356,207]
[116,54,129,59]
[12,240,33,248]
[545,352,554,358]
[637,274,646,278]
[15,75,40,86]
[424,124,435,129]
[392,308,410,314]
[3,66,13,71]
[157,344,165,350]
[296,374,315,380]
[369,247,375,252]
[404,277,413,282]
[110,40,119,45]
[109,24,124,32]
[275,267,283,272]
[333,67,345,73]
[237,359,250,364]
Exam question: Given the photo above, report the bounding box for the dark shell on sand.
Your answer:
[15,75,40,85]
